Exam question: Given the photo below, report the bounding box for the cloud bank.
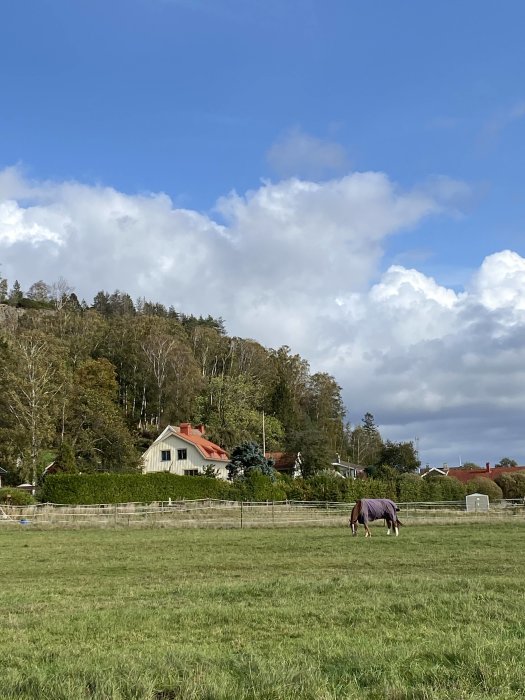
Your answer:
[1,165,524,466]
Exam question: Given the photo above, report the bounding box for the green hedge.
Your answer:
[38,471,471,505]
[39,472,235,505]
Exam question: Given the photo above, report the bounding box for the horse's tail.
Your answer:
[396,518,403,527]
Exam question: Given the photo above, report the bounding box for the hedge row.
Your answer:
[285,472,467,503]
[38,471,470,505]
[39,472,235,505]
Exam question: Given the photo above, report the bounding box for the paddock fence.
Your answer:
[1,498,524,530]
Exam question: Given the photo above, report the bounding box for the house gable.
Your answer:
[142,424,229,479]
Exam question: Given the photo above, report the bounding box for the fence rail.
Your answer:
[1,498,524,530]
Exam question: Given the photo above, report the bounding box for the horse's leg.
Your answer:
[364,522,371,537]
[386,517,392,535]
[394,519,399,536]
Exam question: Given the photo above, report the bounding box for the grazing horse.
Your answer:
[349,498,402,537]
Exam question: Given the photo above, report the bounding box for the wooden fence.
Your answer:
[1,498,524,530]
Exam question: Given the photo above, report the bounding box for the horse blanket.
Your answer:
[357,498,398,524]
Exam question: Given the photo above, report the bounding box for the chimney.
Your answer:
[485,462,491,472]
[180,423,191,436]
[196,423,206,435]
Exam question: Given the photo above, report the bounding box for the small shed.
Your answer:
[466,493,489,513]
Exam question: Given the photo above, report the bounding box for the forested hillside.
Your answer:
[0,275,358,485]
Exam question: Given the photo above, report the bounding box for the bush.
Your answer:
[465,476,503,501]
[494,472,525,499]
[0,487,36,505]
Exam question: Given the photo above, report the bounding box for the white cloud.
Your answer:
[2,166,525,466]
[266,127,349,179]
[469,249,525,312]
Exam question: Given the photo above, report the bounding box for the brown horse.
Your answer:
[349,498,403,537]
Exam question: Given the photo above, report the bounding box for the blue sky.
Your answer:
[2,0,525,465]
[2,0,525,281]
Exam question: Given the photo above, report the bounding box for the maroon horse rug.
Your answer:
[349,498,402,537]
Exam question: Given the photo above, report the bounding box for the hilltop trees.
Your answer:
[0,273,420,483]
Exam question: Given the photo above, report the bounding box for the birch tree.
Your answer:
[142,330,177,427]
[3,331,65,484]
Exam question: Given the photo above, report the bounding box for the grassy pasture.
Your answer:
[2,523,525,699]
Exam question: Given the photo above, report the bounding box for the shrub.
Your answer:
[0,487,36,505]
[494,472,525,499]
[511,473,525,498]
[465,476,503,501]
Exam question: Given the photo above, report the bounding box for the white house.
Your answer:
[141,423,229,479]
[331,456,364,479]
[421,467,450,478]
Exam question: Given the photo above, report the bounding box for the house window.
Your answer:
[177,448,187,460]
[161,450,171,462]
[184,469,199,476]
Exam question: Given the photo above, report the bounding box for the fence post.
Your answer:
[240,501,243,529]
[114,503,118,525]
[272,500,275,527]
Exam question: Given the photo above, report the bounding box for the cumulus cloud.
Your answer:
[1,166,524,466]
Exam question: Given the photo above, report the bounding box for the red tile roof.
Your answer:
[171,424,229,462]
[447,465,525,484]
[266,452,297,471]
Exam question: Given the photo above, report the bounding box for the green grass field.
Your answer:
[2,522,525,700]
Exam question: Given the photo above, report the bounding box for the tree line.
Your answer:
[0,272,419,486]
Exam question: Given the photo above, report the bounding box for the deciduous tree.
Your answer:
[2,331,65,484]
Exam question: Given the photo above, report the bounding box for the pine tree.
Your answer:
[9,280,23,305]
